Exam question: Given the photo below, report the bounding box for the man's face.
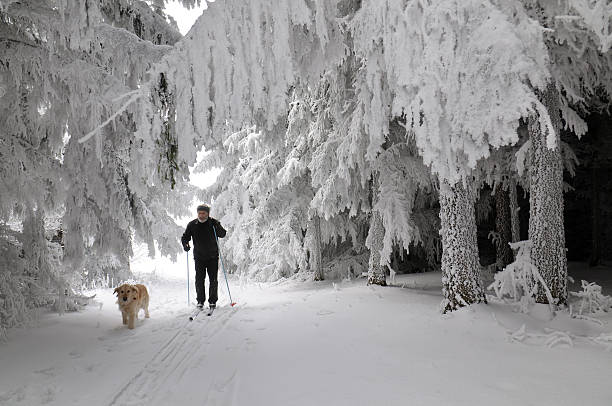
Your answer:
[197,210,209,221]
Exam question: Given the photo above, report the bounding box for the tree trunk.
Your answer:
[57,279,66,316]
[367,210,387,286]
[439,178,485,312]
[495,186,514,269]
[589,164,601,267]
[508,180,521,243]
[311,215,324,281]
[528,83,568,305]
[367,174,387,286]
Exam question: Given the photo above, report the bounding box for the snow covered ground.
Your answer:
[1,260,611,406]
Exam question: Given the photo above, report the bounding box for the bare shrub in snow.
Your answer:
[487,240,555,312]
[570,280,612,315]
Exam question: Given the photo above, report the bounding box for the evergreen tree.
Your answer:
[0,0,192,333]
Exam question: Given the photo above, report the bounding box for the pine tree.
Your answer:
[393,0,550,311]
[0,0,191,329]
[520,0,612,304]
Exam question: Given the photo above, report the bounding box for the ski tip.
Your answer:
[189,316,194,321]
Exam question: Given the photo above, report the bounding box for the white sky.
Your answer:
[164,1,208,35]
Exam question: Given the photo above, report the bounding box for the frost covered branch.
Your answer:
[78,90,144,144]
[487,241,556,312]
[570,280,612,315]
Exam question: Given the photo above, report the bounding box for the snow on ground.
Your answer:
[1,260,612,406]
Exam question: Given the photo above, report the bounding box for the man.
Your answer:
[181,204,227,310]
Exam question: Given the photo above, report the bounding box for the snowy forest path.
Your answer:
[107,304,243,406]
[1,272,612,406]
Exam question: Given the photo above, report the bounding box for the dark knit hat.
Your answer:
[196,204,210,213]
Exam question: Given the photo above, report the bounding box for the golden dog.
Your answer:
[113,283,150,329]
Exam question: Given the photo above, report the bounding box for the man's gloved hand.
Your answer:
[183,243,190,252]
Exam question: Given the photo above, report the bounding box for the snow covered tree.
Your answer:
[527,84,568,304]
[350,0,554,311]
[0,0,195,329]
[520,0,612,305]
[4,0,607,324]
[156,1,406,283]
[476,126,531,269]
[132,0,353,282]
[160,0,598,307]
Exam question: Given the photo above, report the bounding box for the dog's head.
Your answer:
[114,283,139,306]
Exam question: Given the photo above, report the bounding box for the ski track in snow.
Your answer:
[2,266,612,405]
[108,304,243,406]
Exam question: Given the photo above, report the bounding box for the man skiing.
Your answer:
[181,204,227,311]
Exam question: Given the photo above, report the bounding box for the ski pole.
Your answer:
[186,252,190,306]
[213,226,236,306]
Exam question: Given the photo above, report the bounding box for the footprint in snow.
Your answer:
[33,367,57,377]
[40,386,56,404]
[0,386,25,403]
[317,310,334,316]
[69,351,82,359]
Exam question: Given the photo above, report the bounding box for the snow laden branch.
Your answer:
[0,0,196,331]
[570,280,612,315]
[488,241,556,312]
[117,0,612,311]
[78,89,144,144]
[502,322,612,351]
[568,0,612,52]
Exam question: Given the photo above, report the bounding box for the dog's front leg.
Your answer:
[128,312,135,329]
[122,311,128,325]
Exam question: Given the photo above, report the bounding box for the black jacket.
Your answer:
[181,217,227,261]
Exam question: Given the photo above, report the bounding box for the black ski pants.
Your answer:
[195,257,218,306]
